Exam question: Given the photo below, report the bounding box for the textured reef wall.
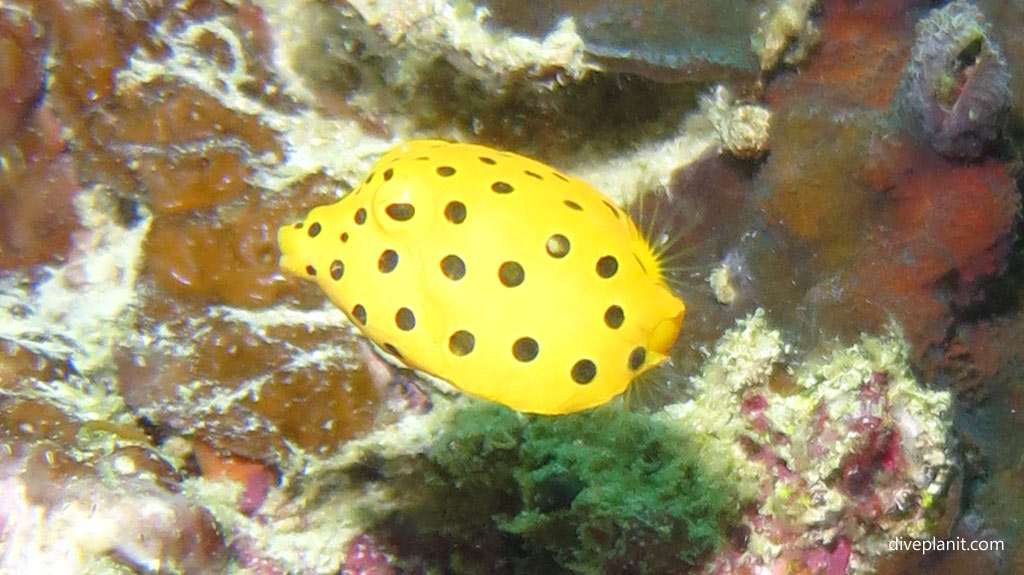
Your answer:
[181,310,953,575]
[675,311,952,575]
[0,0,1021,573]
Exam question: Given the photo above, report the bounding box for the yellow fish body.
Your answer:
[278,140,684,415]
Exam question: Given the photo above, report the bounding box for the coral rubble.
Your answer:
[666,310,954,575]
[0,345,227,574]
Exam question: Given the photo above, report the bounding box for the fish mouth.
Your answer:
[650,301,685,355]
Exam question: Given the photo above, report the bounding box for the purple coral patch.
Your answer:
[341,534,396,575]
[895,1,1011,158]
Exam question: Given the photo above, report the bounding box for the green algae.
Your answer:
[371,402,743,575]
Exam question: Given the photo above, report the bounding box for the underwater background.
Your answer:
[0,0,1022,574]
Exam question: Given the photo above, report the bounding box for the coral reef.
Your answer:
[142,311,945,575]
[755,101,1018,358]
[1,2,402,570]
[895,0,1012,158]
[342,534,397,575]
[0,0,1017,574]
[0,4,46,140]
[0,347,227,574]
[664,310,954,575]
[703,86,772,158]
[639,0,1021,380]
[262,0,815,154]
[754,0,821,70]
[925,292,1024,573]
[193,441,277,515]
[243,310,953,575]
[0,463,225,575]
[765,0,923,110]
[0,0,392,473]
[625,148,763,372]
[114,300,386,464]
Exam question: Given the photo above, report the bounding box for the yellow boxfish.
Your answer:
[277,140,684,414]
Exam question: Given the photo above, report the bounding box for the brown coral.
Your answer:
[116,298,384,464]
[5,0,393,477]
[140,184,333,308]
[0,103,81,269]
[0,4,46,140]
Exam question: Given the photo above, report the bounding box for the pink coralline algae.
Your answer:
[807,538,853,575]
[193,441,277,515]
[676,313,953,575]
[341,534,397,575]
[895,0,1011,158]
